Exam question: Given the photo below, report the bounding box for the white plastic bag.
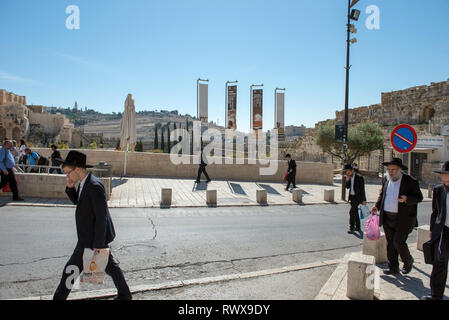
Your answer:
[80,248,109,284]
[359,204,370,219]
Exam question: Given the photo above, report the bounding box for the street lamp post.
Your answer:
[341,0,360,201]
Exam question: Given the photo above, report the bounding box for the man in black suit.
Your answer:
[422,161,449,300]
[196,148,211,183]
[285,154,297,191]
[344,164,366,234]
[53,151,132,300]
[372,158,423,275]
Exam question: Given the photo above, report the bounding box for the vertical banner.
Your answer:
[275,92,285,141]
[227,85,237,130]
[198,83,208,123]
[252,89,263,130]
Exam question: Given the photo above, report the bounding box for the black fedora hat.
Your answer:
[343,164,353,171]
[55,151,93,168]
[433,161,449,174]
[382,157,408,170]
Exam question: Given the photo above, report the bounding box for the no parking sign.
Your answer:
[390,124,417,153]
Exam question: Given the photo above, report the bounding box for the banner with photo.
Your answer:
[252,89,263,130]
[275,92,285,140]
[227,85,237,130]
[198,83,208,123]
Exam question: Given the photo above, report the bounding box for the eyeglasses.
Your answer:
[64,168,75,176]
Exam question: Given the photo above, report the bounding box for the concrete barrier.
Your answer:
[161,188,172,206]
[428,185,433,199]
[417,225,431,251]
[363,232,388,264]
[34,148,334,185]
[0,173,111,200]
[256,189,267,204]
[324,189,334,202]
[206,190,217,205]
[346,252,375,300]
[292,189,302,203]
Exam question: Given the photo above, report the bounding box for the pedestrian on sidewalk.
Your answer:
[53,151,132,300]
[422,161,449,300]
[0,140,24,201]
[344,164,366,234]
[49,144,63,174]
[196,148,211,183]
[285,154,297,191]
[371,158,423,275]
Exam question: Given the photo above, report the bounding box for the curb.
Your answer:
[11,259,342,300]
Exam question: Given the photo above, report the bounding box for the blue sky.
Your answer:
[1,0,448,131]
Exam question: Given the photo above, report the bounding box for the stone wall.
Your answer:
[334,79,449,135]
[34,148,334,185]
[0,89,26,106]
[0,173,111,200]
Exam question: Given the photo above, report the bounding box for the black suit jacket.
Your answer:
[287,159,296,178]
[66,173,116,249]
[375,173,423,228]
[346,173,366,204]
[430,184,448,241]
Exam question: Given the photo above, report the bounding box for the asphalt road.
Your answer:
[0,202,432,299]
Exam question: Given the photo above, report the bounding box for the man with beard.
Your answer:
[422,161,449,300]
[371,158,423,275]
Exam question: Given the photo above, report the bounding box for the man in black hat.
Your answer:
[344,164,366,234]
[372,157,423,275]
[53,151,132,300]
[195,147,211,184]
[49,145,62,174]
[422,161,449,300]
[285,154,297,191]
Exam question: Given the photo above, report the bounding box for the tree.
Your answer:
[315,120,384,165]
[167,123,171,153]
[161,129,165,152]
[135,140,144,152]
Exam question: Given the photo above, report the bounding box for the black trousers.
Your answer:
[0,168,19,199]
[383,212,415,269]
[286,172,296,189]
[348,196,361,230]
[196,165,210,182]
[430,226,449,299]
[53,244,132,300]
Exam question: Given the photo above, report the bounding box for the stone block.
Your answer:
[161,188,172,206]
[417,225,431,251]
[324,189,334,202]
[428,185,433,199]
[346,252,375,300]
[206,190,217,205]
[363,232,388,264]
[292,189,302,203]
[256,189,267,204]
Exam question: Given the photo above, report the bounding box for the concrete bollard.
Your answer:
[292,189,302,203]
[256,189,267,204]
[347,252,376,300]
[161,188,172,206]
[363,232,388,264]
[324,189,334,202]
[206,189,217,205]
[417,225,431,251]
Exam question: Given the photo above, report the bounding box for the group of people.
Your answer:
[343,157,449,300]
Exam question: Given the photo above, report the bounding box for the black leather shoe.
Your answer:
[347,229,354,234]
[402,259,414,274]
[114,295,132,300]
[421,295,441,300]
[354,227,361,232]
[383,268,400,275]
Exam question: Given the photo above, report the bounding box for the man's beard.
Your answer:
[387,171,403,182]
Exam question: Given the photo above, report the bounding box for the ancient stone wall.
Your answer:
[0,89,26,106]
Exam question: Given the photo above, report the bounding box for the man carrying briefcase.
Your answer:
[422,161,449,300]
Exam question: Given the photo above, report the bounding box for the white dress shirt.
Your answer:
[384,176,402,213]
[78,173,89,198]
[445,192,449,228]
[350,175,355,195]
